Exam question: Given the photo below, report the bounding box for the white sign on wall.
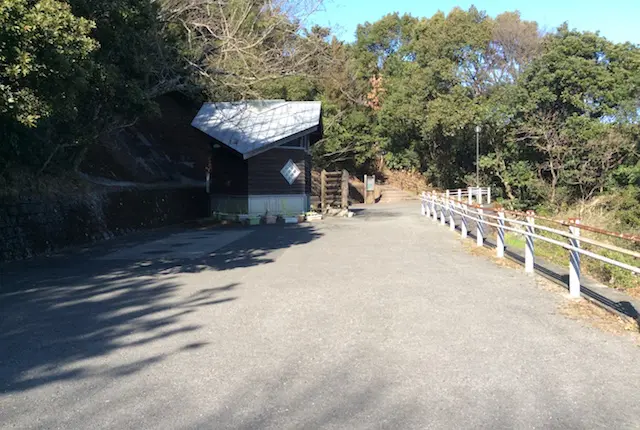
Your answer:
[280,159,301,185]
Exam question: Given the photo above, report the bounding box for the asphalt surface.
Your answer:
[2,202,640,429]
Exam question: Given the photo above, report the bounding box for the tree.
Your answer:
[521,26,640,122]
[312,38,380,170]
[517,111,572,203]
[66,0,188,167]
[517,27,640,203]
[488,11,541,85]
[565,129,636,201]
[160,0,328,100]
[0,0,97,172]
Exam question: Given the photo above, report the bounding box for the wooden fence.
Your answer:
[311,170,349,211]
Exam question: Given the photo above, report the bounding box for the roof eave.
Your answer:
[191,124,245,155]
[242,126,319,160]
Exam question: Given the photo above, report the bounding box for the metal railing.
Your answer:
[420,189,640,298]
[445,187,491,205]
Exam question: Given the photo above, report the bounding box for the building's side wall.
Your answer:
[208,141,249,215]
[305,153,312,196]
[210,142,248,195]
[248,195,307,215]
[210,195,248,215]
[248,146,307,195]
[246,145,310,215]
[206,135,318,216]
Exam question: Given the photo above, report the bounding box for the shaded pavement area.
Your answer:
[2,202,640,429]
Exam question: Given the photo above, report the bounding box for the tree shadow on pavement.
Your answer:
[182,352,592,430]
[186,352,421,430]
[0,224,322,394]
[348,207,405,220]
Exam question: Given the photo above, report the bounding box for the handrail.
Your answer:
[446,201,640,263]
[433,189,640,244]
[420,190,640,298]
[444,187,492,205]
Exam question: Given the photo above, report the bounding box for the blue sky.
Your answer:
[311,0,640,44]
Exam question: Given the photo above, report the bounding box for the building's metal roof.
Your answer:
[191,100,322,159]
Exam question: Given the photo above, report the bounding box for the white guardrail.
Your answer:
[455,187,491,205]
[421,189,640,298]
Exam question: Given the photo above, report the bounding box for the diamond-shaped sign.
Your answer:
[280,159,301,185]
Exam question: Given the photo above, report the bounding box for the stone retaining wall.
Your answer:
[0,187,208,262]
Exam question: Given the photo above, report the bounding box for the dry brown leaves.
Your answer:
[559,297,640,340]
[382,169,431,195]
[459,239,640,343]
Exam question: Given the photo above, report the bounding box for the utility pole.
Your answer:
[475,125,481,187]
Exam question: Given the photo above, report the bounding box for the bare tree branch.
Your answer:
[159,0,328,100]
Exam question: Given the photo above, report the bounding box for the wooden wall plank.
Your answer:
[248,147,308,195]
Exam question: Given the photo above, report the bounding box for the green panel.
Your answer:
[210,195,248,215]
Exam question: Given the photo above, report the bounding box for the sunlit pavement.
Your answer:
[2,202,640,429]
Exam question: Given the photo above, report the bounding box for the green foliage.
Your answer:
[522,26,640,121]
[2,0,639,233]
[0,0,97,127]
[515,29,640,204]
[612,161,640,187]
[314,98,379,171]
[0,0,186,175]
[0,0,97,170]
[318,6,640,220]
[69,0,179,118]
[1,0,331,177]
[611,187,640,231]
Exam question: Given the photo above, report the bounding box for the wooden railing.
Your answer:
[311,170,349,211]
[420,189,640,298]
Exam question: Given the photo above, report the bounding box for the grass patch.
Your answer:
[505,234,525,250]
[504,228,640,293]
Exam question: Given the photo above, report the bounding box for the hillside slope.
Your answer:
[81,94,210,185]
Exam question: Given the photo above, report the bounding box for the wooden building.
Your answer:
[191,100,322,216]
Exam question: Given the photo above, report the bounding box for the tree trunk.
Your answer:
[496,157,516,201]
[503,180,516,201]
[549,169,558,204]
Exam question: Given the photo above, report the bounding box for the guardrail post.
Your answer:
[461,203,468,239]
[449,199,456,232]
[525,210,535,274]
[440,195,446,226]
[431,192,438,221]
[426,193,430,218]
[487,187,491,205]
[569,218,581,298]
[457,189,462,202]
[476,207,484,247]
[476,187,483,206]
[468,187,472,205]
[445,189,450,205]
[496,208,505,258]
